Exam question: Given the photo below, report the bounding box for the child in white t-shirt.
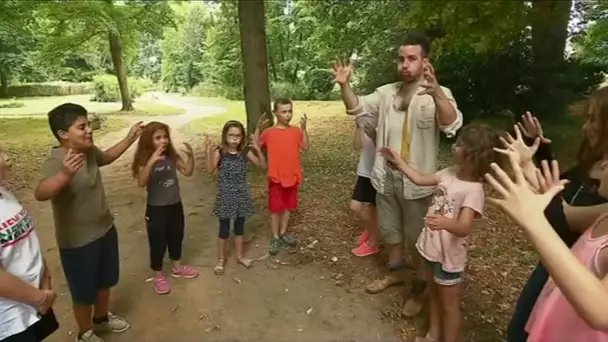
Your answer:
[349,120,380,257]
[0,149,58,342]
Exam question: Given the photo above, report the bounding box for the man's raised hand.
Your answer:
[332,58,354,85]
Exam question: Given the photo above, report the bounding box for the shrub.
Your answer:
[90,74,152,103]
[192,82,222,97]
[6,82,92,97]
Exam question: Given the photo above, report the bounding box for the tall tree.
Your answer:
[39,0,174,110]
[237,0,271,134]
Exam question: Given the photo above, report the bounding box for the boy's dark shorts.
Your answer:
[2,309,59,342]
[59,226,120,306]
[352,176,377,205]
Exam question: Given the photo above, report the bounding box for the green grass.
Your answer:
[0,116,125,189]
[0,94,185,116]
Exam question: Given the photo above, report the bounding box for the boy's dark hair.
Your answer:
[273,98,293,112]
[456,123,503,180]
[402,30,432,57]
[47,103,88,141]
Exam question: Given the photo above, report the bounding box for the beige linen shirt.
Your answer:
[349,82,463,200]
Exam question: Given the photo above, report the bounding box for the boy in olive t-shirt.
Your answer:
[34,103,143,342]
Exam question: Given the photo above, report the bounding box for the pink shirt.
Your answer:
[415,167,484,273]
[526,213,608,342]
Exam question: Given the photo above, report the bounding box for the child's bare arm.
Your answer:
[34,149,83,201]
[443,207,477,237]
[352,126,362,150]
[206,148,220,174]
[247,138,267,169]
[379,147,438,186]
[0,264,47,308]
[99,121,144,166]
[176,143,195,177]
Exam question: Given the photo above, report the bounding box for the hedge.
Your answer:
[6,82,92,97]
[91,74,155,103]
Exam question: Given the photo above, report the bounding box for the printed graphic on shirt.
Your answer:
[430,185,454,217]
[0,208,34,248]
[154,163,176,188]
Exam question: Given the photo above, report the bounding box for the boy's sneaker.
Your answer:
[93,312,130,333]
[77,330,104,342]
[351,241,379,257]
[280,234,297,247]
[171,265,199,279]
[154,275,171,294]
[269,237,282,255]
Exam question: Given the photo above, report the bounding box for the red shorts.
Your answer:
[268,182,299,213]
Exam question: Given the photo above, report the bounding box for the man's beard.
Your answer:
[401,73,420,84]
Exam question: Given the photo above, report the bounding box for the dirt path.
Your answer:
[18,95,397,342]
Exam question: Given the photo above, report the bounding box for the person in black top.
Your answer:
[507,87,608,342]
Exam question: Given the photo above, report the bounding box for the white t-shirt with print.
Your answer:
[357,133,376,178]
[0,187,43,340]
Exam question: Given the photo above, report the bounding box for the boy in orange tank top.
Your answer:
[255,98,310,255]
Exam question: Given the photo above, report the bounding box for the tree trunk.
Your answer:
[531,0,571,66]
[0,72,8,98]
[529,0,572,117]
[238,0,272,135]
[108,31,134,111]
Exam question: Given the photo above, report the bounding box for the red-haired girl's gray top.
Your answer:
[147,157,181,206]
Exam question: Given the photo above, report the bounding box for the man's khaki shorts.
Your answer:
[376,169,431,248]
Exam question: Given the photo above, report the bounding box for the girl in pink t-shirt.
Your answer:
[381,123,502,342]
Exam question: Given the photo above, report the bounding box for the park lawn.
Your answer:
[0,94,185,116]
[187,97,585,340]
[0,116,125,190]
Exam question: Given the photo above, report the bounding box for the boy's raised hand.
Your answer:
[485,151,568,227]
[127,121,144,142]
[257,113,270,131]
[300,113,308,130]
[62,148,84,176]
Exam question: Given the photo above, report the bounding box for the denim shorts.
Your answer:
[59,227,120,305]
[427,260,463,286]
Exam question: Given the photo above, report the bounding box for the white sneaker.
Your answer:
[77,330,104,342]
[93,312,130,333]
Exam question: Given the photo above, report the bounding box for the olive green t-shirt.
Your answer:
[40,146,114,249]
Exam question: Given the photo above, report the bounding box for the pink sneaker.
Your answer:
[171,265,199,279]
[351,241,379,257]
[153,275,171,294]
[357,231,370,245]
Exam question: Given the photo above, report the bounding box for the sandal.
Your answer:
[237,256,253,268]
[214,259,225,275]
[365,275,404,294]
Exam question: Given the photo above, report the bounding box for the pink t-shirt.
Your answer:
[525,213,608,342]
[415,167,484,273]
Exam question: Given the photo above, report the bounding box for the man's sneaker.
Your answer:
[93,312,130,333]
[171,265,199,279]
[269,237,281,255]
[351,241,379,257]
[280,234,297,247]
[77,330,104,342]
